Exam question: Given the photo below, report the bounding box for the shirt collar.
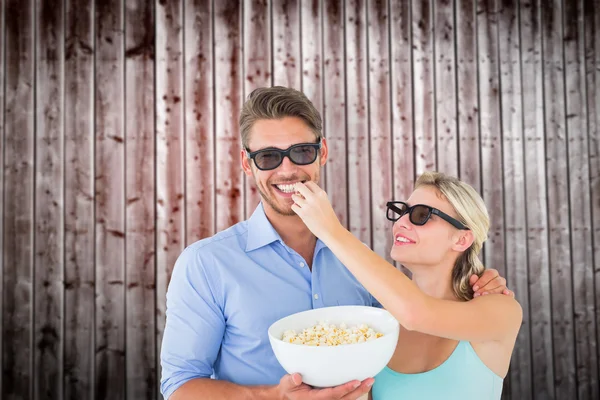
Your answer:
[245,203,284,252]
[245,203,329,255]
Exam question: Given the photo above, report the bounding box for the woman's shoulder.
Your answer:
[470,294,522,327]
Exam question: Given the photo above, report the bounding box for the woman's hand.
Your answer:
[470,270,514,298]
[291,182,343,240]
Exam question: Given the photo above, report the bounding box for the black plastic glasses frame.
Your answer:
[386,201,469,230]
[245,140,322,171]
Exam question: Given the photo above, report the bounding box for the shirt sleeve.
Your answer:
[371,294,384,308]
[160,245,226,399]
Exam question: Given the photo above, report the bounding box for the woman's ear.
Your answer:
[452,230,474,252]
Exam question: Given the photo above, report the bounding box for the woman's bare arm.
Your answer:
[321,226,522,342]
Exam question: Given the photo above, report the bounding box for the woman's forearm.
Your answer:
[323,226,431,330]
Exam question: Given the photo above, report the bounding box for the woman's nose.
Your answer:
[395,212,413,229]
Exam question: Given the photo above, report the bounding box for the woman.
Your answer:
[290,171,522,399]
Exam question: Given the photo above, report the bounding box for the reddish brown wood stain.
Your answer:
[126,0,157,399]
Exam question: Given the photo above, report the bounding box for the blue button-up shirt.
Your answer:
[160,203,381,399]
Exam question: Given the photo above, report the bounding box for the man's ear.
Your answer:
[319,137,328,166]
[452,230,475,252]
[241,149,253,177]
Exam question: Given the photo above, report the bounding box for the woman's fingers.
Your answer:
[469,274,479,287]
[472,269,500,292]
[291,193,307,207]
[290,203,302,215]
[304,180,321,193]
[294,182,313,198]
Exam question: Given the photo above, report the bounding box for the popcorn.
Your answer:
[281,321,384,346]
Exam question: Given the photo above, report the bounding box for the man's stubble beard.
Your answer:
[256,182,296,216]
[253,170,320,217]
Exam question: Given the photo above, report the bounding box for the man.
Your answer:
[160,86,512,400]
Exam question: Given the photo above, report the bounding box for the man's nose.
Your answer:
[278,155,296,171]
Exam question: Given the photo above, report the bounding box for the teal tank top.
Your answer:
[371,341,503,400]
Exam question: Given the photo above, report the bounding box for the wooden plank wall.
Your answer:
[95,1,126,399]
[587,0,600,397]
[126,1,156,398]
[0,1,599,399]
[64,0,95,397]
[35,2,65,400]
[520,0,554,397]
[499,0,530,397]
[4,1,35,399]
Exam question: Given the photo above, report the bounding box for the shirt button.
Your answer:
[299,262,305,268]
[314,294,319,300]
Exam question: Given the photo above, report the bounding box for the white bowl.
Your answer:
[268,305,399,388]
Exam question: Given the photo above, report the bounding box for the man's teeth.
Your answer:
[276,183,298,193]
[396,236,412,243]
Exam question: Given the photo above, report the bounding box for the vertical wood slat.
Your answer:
[479,4,508,397]
[434,0,458,176]
[171,0,216,394]
[323,0,347,227]
[155,1,185,398]
[521,1,554,398]
[35,0,65,398]
[184,0,215,243]
[390,0,414,276]
[479,0,509,389]
[301,0,323,185]
[498,0,532,398]
[584,0,600,390]
[456,0,483,290]
[412,0,436,175]
[543,0,577,398]
[456,0,481,191]
[64,0,95,397]
[346,0,371,246]
[300,0,322,112]
[272,0,300,88]
[368,0,393,260]
[3,0,35,398]
[215,0,243,231]
[477,0,506,281]
[126,1,156,399]
[390,0,414,201]
[95,0,126,397]
[0,0,5,393]
[243,0,271,217]
[564,0,598,398]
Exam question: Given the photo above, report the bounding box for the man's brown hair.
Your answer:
[239,86,323,149]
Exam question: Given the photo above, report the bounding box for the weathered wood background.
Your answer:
[1,0,598,399]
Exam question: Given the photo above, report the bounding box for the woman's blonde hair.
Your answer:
[415,172,490,301]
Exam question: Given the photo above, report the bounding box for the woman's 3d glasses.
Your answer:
[386,201,469,230]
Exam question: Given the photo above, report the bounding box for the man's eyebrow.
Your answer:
[252,143,301,151]
[246,144,281,152]
[250,140,318,152]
